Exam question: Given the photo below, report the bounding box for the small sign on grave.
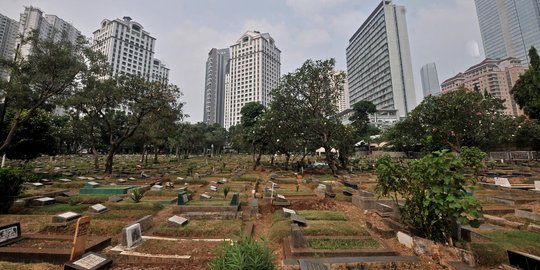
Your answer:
[122,223,143,248]
[230,193,239,206]
[177,191,190,205]
[70,216,91,260]
[65,252,112,270]
[201,193,212,200]
[117,178,126,183]
[88,204,108,214]
[291,214,307,227]
[167,215,188,227]
[283,207,296,217]
[0,222,22,247]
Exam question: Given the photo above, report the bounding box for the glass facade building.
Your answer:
[420,62,441,97]
[475,0,540,65]
[203,48,230,127]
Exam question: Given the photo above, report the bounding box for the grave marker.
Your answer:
[299,259,329,270]
[108,196,123,203]
[121,223,142,248]
[167,215,188,227]
[151,184,163,191]
[283,207,296,217]
[291,214,307,227]
[0,222,21,247]
[70,216,91,260]
[201,193,212,200]
[507,250,540,270]
[31,182,44,187]
[53,211,82,225]
[177,191,190,205]
[209,185,218,192]
[291,224,308,248]
[534,181,540,191]
[88,204,108,214]
[495,177,511,187]
[59,178,72,183]
[230,192,240,206]
[397,231,413,248]
[65,252,112,270]
[32,197,55,206]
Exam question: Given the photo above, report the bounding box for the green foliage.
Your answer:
[308,238,380,250]
[460,146,487,177]
[223,186,231,199]
[208,238,276,270]
[0,167,28,213]
[374,155,406,203]
[375,151,482,243]
[512,46,540,119]
[130,189,144,203]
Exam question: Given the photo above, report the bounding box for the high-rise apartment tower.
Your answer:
[420,63,441,97]
[203,48,230,127]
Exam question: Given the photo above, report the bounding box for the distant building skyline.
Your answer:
[420,62,441,97]
[0,13,18,80]
[346,0,416,121]
[475,0,540,65]
[224,30,280,129]
[203,48,230,127]
[441,57,525,116]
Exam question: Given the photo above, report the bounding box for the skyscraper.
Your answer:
[224,31,280,129]
[18,6,81,57]
[92,16,168,82]
[346,0,416,120]
[0,13,19,80]
[420,63,441,97]
[475,0,540,65]
[203,48,230,127]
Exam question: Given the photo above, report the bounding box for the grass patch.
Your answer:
[185,200,230,206]
[269,219,291,241]
[297,210,347,221]
[277,189,313,196]
[30,203,89,214]
[93,209,156,221]
[152,220,242,238]
[231,175,258,182]
[472,230,540,266]
[0,261,58,270]
[107,201,163,211]
[302,221,369,237]
[308,238,381,250]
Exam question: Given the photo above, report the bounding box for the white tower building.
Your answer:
[0,13,19,80]
[224,31,280,129]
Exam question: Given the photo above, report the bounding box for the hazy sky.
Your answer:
[2,0,484,123]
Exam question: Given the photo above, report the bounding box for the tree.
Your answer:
[0,167,30,213]
[386,88,513,152]
[0,32,86,153]
[240,102,267,170]
[512,46,540,119]
[269,59,345,174]
[375,151,482,243]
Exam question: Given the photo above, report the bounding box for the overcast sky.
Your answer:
[3,0,484,123]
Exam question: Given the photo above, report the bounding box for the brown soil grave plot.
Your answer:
[0,215,50,234]
[135,239,222,257]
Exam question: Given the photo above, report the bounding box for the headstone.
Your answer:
[167,215,188,227]
[121,223,142,248]
[31,182,44,187]
[397,231,413,248]
[108,196,123,203]
[230,192,240,206]
[178,187,187,192]
[283,207,296,217]
[534,181,540,191]
[201,193,212,200]
[128,177,136,181]
[507,250,540,270]
[299,260,329,270]
[65,252,113,270]
[177,191,190,205]
[0,222,21,247]
[151,185,163,191]
[33,197,55,206]
[70,216,91,260]
[77,176,87,180]
[291,224,308,248]
[209,185,218,192]
[342,190,353,196]
[59,178,72,183]
[291,214,307,227]
[324,183,333,193]
[88,204,108,214]
[52,211,82,224]
[177,177,184,180]
[276,194,287,201]
[40,179,52,185]
[495,177,511,187]
[269,181,279,188]
[86,181,100,188]
[342,180,358,190]
[269,172,279,180]
[117,178,126,183]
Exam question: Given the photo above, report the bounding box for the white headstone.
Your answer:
[31,182,44,187]
[87,177,95,181]
[118,178,126,183]
[283,208,296,215]
[277,194,286,200]
[221,178,228,183]
[210,185,218,192]
[534,181,540,191]
[124,223,142,248]
[58,211,80,219]
[397,231,413,249]
[151,185,163,191]
[495,177,511,187]
[36,197,55,203]
[167,215,188,227]
[59,178,72,182]
[73,253,107,269]
[201,194,212,199]
[177,177,184,180]
[90,204,108,213]
[87,181,99,186]
[77,176,87,180]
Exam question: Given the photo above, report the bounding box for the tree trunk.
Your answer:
[253,147,262,170]
[92,146,99,170]
[324,146,338,176]
[153,146,158,163]
[141,145,145,163]
[104,144,119,174]
[284,152,290,170]
[0,112,21,154]
[270,154,275,165]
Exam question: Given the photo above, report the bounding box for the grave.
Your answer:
[64,252,113,270]
[121,223,143,249]
[108,196,123,203]
[117,178,127,183]
[40,179,52,185]
[59,178,72,183]
[283,207,296,217]
[0,223,22,247]
[291,214,307,227]
[534,181,540,191]
[291,224,308,248]
[31,182,44,187]
[507,250,540,270]
[70,216,91,260]
[88,204,109,214]
[32,197,55,207]
[85,182,100,188]
[177,191,190,205]
[201,194,212,200]
[167,215,188,227]
[273,194,291,206]
[52,211,82,226]
[209,185,218,192]
[299,260,329,270]
[342,190,354,196]
[80,185,138,195]
[341,180,358,190]
[151,184,163,191]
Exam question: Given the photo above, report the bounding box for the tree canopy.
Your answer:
[512,46,540,119]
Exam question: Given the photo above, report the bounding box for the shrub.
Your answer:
[0,167,28,213]
[208,238,275,270]
[223,186,231,198]
[130,189,144,203]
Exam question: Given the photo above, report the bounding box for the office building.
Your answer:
[203,48,230,126]
[475,0,540,65]
[420,63,441,97]
[93,16,168,82]
[337,71,350,113]
[224,31,280,129]
[346,0,416,120]
[0,13,19,80]
[441,57,525,116]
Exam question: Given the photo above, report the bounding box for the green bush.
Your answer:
[130,189,144,203]
[0,167,28,213]
[208,238,275,270]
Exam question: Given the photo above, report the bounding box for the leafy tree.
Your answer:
[240,102,267,170]
[0,32,86,153]
[375,151,482,243]
[386,88,512,152]
[512,46,540,119]
[514,118,540,150]
[0,167,31,213]
[460,146,487,177]
[208,238,275,270]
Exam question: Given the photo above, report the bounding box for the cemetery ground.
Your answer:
[0,155,539,269]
